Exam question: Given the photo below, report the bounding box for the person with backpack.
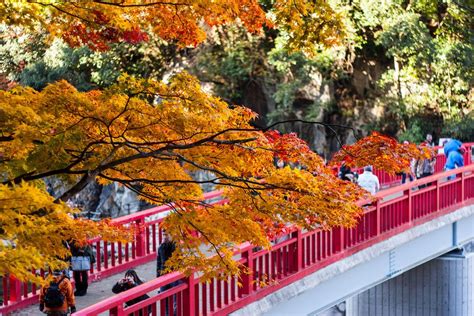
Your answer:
[69,241,95,296]
[39,270,76,316]
[443,138,463,158]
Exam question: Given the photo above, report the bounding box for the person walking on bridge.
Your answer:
[357,166,380,195]
[443,138,463,158]
[69,241,95,297]
[157,230,179,316]
[416,134,436,188]
[39,270,76,316]
[445,146,465,180]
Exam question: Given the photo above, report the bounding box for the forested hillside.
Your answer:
[1,0,472,157]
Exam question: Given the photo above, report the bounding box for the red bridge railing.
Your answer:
[74,164,474,316]
[1,143,472,314]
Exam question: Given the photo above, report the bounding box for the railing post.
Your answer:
[239,248,254,296]
[183,273,196,316]
[292,229,303,272]
[461,170,465,202]
[436,178,440,212]
[110,304,124,316]
[407,188,412,223]
[135,218,146,257]
[375,200,381,236]
[465,146,471,165]
[96,241,101,271]
[9,275,22,303]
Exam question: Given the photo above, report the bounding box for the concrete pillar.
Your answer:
[346,242,474,316]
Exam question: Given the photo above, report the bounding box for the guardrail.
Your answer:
[1,143,472,314]
[73,164,474,316]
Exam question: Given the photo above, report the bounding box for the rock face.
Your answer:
[91,182,144,219]
[235,56,389,159]
[46,177,144,219]
[46,170,218,219]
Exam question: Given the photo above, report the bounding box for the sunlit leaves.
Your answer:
[0,182,131,283]
[1,74,419,280]
[0,72,361,280]
[272,0,348,54]
[1,0,346,54]
[330,132,434,174]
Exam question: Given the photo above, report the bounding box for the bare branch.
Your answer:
[92,0,190,8]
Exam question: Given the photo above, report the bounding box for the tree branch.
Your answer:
[93,0,190,8]
[0,135,14,142]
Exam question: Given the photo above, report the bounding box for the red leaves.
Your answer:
[330,132,435,174]
[264,130,311,163]
[123,27,149,44]
[63,23,148,51]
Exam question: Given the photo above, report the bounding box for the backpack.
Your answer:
[44,278,65,308]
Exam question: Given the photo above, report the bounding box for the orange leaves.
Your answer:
[264,130,310,162]
[0,73,413,281]
[2,1,267,50]
[263,130,326,173]
[330,132,435,174]
[1,1,346,53]
[1,72,367,282]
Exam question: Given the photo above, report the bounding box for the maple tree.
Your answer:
[0,73,429,279]
[0,0,432,282]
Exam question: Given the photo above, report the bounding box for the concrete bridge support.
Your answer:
[346,242,474,316]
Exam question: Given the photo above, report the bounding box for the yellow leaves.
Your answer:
[0,0,368,283]
[0,182,131,283]
[272,0,348,55]
[1,72,397,282]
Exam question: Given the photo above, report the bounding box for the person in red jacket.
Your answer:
[39,270,76,315]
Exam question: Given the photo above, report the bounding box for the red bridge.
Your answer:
[2,144,473,315]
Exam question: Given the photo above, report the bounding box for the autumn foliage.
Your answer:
[0,0,346,53]
[331,132,434,174]
[0,72,431,280]
[0,1,433,282]
[0,182,131,283]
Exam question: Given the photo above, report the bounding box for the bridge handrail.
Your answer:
[1,142,472,314]
[74,163,474,316]
[110,190,225,225]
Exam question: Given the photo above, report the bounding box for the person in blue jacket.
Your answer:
[445,146,465,180]
[444,139,463,158]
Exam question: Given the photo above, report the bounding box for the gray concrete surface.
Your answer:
[347,242,474,316]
